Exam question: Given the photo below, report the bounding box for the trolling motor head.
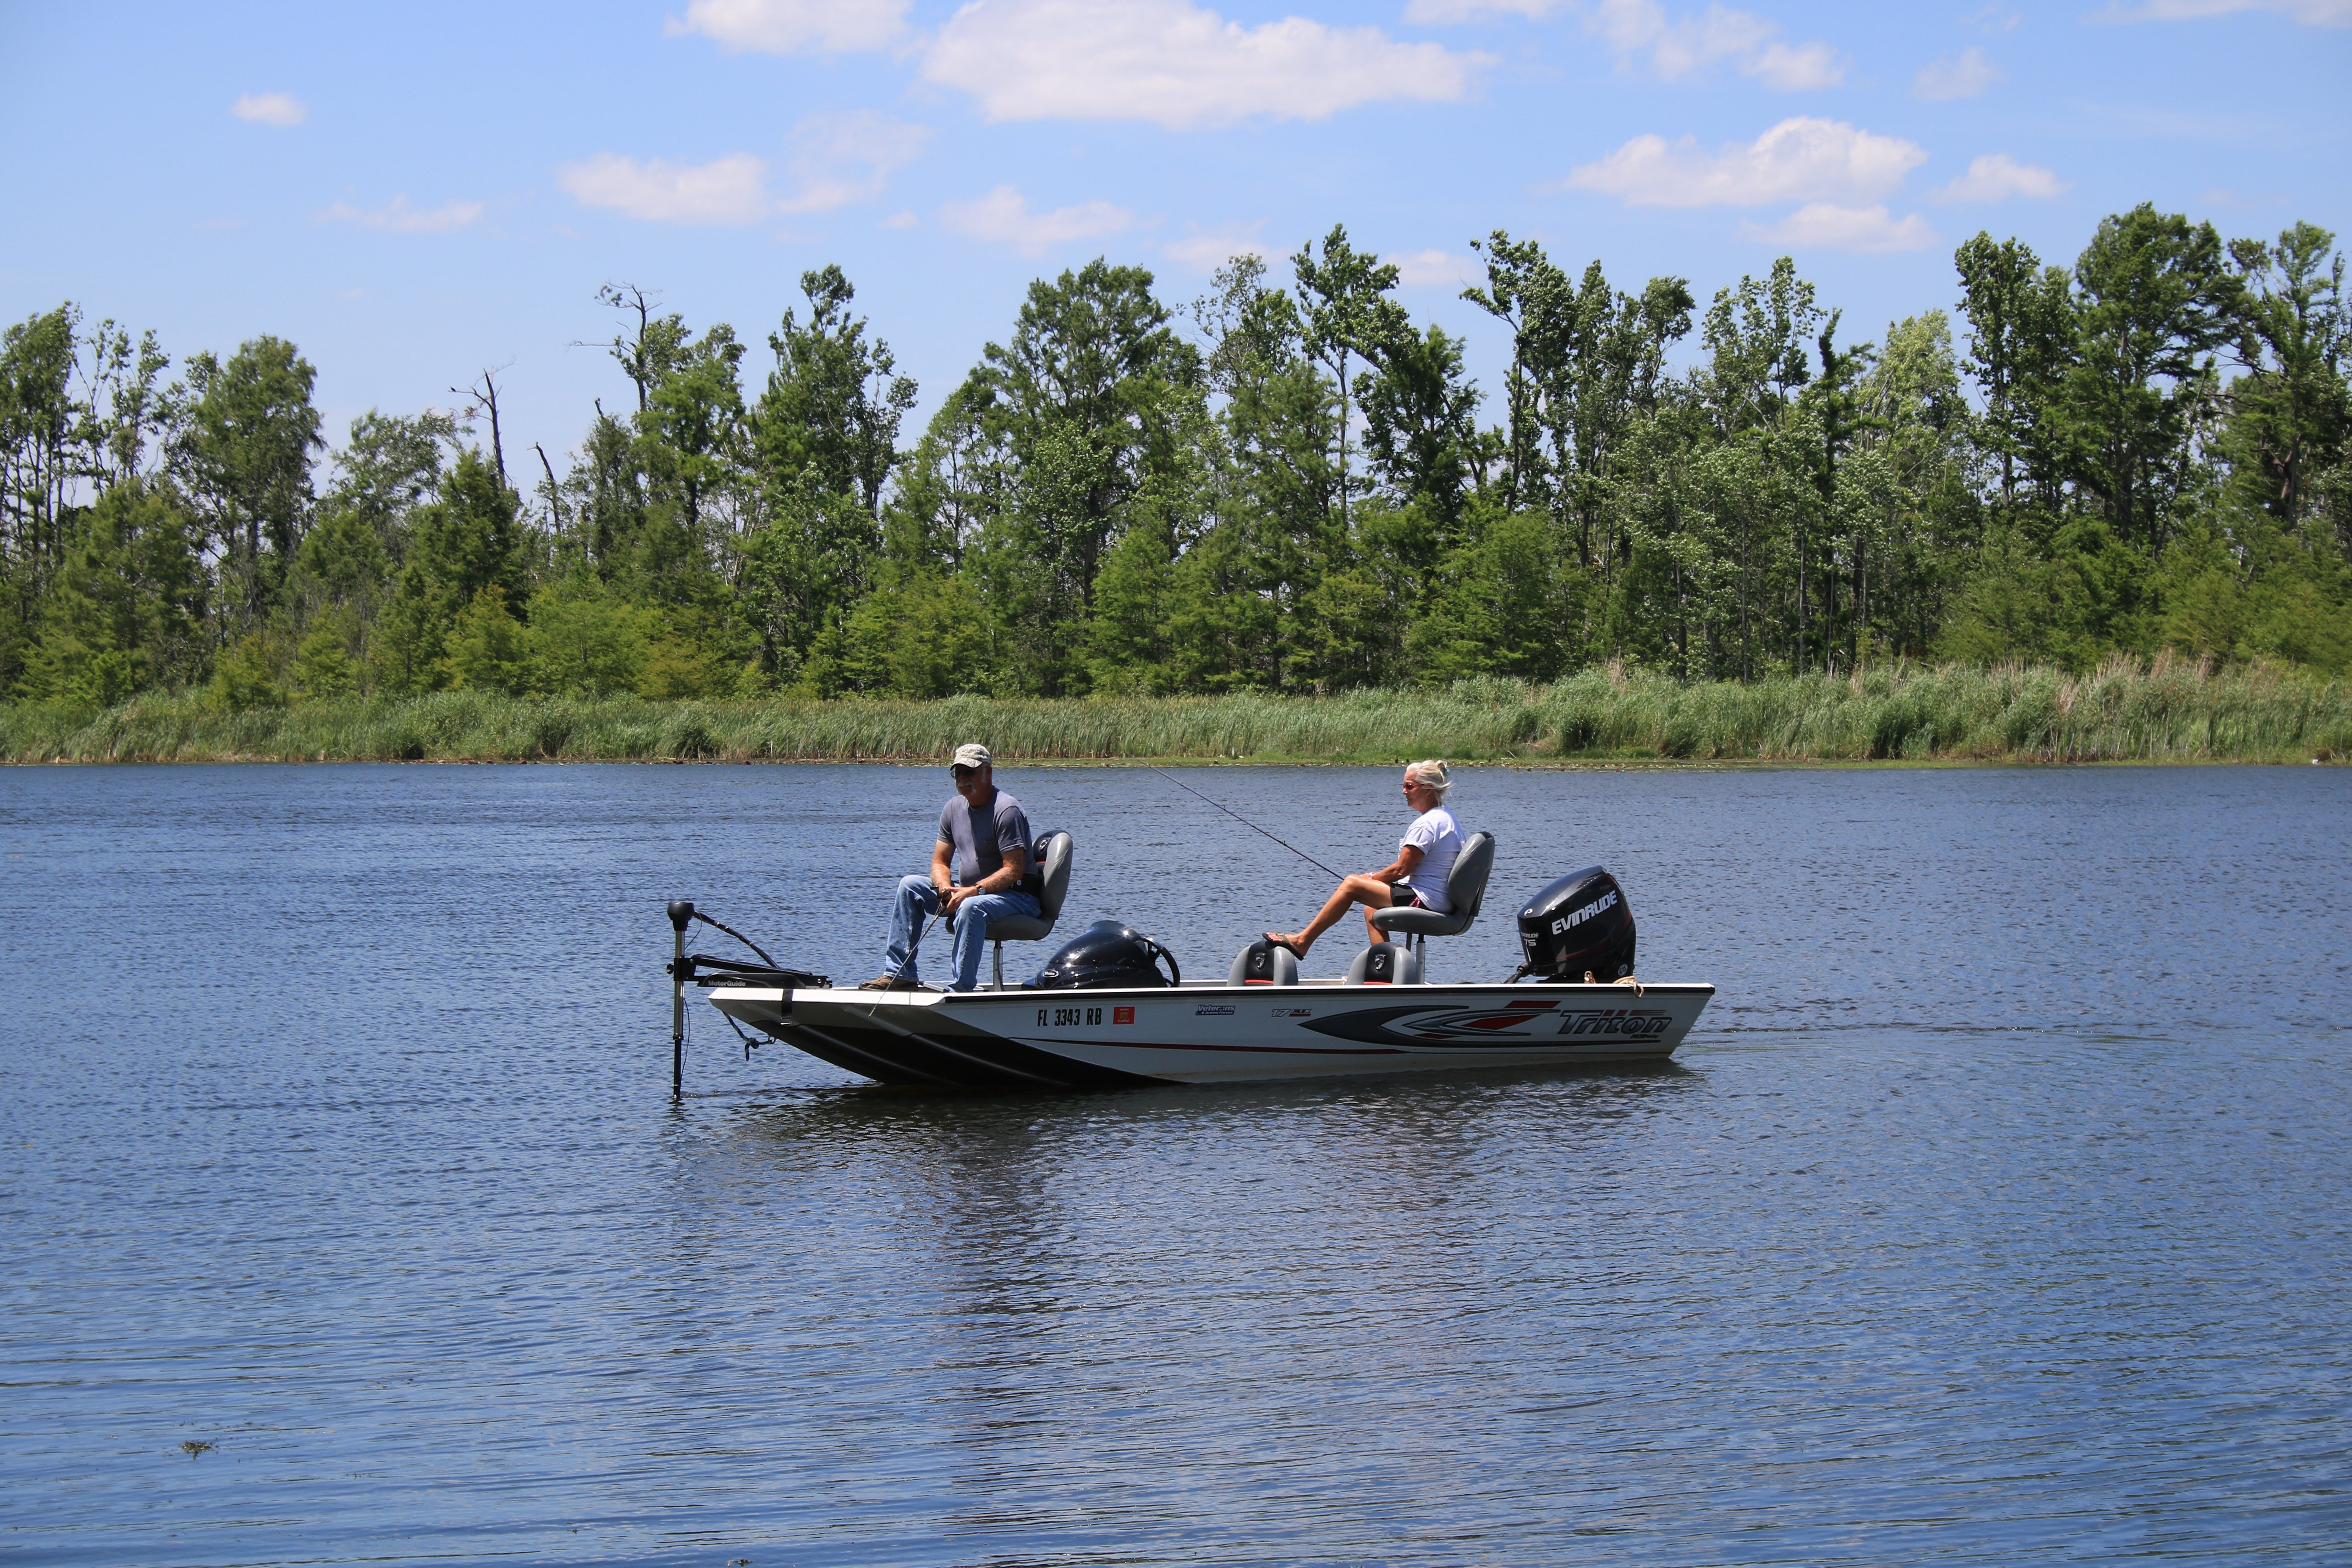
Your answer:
[1036,920,1181,989]
[668,900,695,933]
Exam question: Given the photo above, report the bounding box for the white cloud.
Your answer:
[231,93,307,127]
[1563,118,1926,207]
[2092,0,2350,23]
[1388,249,1482,287]
[880,209,919,229]
[1161,226,1274,272]
[664,0,909,52]
[920,0,1487,129]
[940,185,1138,254]
[776,112,931,213]
[316,195,485,233]
[1742,203,1937,253]
[1912,46,2003,100]
[1402,0,1559,18]
[1745,39,1841,88]
[558,152,771,225]
[1964,4,2022,29]
[1602,0,1770,73]
[1934,152,2067,202]
[1584,0,1844,87]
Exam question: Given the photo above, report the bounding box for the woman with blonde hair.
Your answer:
[1265,759,1463,959]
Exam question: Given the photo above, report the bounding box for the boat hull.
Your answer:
[708,980,1715,1089]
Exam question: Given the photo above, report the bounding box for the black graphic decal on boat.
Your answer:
[1300,999,1676,1045]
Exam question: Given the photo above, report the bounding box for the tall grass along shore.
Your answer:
[4,657,2344,768]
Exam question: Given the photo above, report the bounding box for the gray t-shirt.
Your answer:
[939,789,1032,887]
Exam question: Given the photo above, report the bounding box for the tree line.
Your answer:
[2,203,2347,711]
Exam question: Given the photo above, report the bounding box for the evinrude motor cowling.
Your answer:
[1515,866,1637,982]
[1034,919,1182,989]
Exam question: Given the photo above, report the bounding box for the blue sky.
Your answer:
[4,0,2347,471]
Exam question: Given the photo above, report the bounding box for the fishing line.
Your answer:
[1149,766,1345,882]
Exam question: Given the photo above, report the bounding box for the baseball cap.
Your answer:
[952,742,991,769]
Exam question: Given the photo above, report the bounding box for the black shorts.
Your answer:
[1389,884,1425,909]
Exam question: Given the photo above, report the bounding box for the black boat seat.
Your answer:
[1371,830,1495,939]
[982,830,1073,988]
[1366,829,1494,982]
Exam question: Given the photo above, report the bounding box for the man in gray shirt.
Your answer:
[865,742,1041,991]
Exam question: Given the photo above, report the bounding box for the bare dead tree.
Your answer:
[451,363,514,491]
[534,441,564,531]
[591,283,660,414]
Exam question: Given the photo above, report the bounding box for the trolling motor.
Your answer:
[666,900,829,1095]
[1512,866,1639,984]
[1033,920,1181,989]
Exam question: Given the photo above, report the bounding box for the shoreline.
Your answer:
[6,661,2344,768]
[4,752,2337,770]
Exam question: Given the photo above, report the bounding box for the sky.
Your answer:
[3,0,2348,475]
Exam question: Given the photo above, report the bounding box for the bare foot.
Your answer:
[1264,932,1309,957]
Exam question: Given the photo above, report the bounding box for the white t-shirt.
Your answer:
[1398,806,1463,913]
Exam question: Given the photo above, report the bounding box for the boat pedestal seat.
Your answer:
[1366,829,1495,981]
[978,830,1074,988]
[1343,944,1423,985]
[1229,942,1301,985]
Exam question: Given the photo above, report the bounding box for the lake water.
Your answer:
[4,761,2348,1567]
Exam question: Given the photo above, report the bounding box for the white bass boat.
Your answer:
[673,829,1715,1091]
[708,976,1713,1089]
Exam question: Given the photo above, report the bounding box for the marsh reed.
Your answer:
[4,655,2343,766]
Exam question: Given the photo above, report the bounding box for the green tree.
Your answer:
[369,448,526,693]
[173,335,323,628]
[1955,233,2076,510]
[756,264,918,518]
[1292,226,1406,531]
[2064,204,2237,550]
[1360,323,1483,541]
[958,258,1203,691]
[2222,222,2350,531]
[18,480,206,703]
[445,586,530,693]
[526,571,653,697]
[0,305,81,687]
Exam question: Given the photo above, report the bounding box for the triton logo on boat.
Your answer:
[1195,1004,1236,1016]
[1272,1007,1312,1018]
[1550,890,1618,936]
[1301,999,1674,1045]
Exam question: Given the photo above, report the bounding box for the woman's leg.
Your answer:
[1270,875,1392,956]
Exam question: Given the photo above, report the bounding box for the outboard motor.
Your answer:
[1035,919,1182,989]
[1515,866,1637,982]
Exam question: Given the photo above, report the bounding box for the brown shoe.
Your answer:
[857,975,900,991]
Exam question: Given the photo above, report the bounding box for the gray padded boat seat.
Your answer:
[1229,942,1300,985]
[984,830,1073,944]
[1372,830,1495,939]
[1343,943,1423,985]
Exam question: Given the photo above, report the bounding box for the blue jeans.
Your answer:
[883,876,1043,992]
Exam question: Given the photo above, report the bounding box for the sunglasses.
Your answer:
[951,764,982,778]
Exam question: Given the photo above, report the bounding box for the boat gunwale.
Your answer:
[709,979,1719,1007]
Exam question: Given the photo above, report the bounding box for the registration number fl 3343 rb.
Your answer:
[1038,1005,1138,1027]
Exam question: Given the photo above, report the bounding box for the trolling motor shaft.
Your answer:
[668,900,694,1098]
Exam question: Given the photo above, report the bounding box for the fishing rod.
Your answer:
[1149,765,1345,882]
